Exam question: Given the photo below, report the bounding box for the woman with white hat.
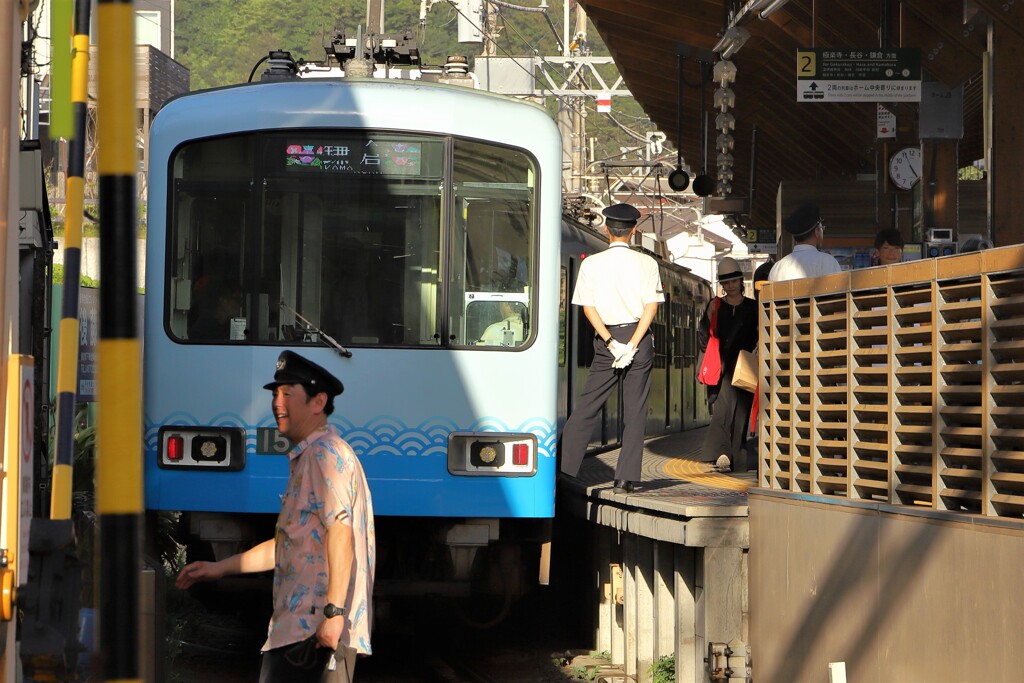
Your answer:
[697,256,758,472]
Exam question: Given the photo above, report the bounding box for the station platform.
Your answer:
[558,427,754,545]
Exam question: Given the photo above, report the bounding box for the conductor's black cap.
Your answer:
[601,203,641,223]
[784,202,822,237]
[263,350,344,396]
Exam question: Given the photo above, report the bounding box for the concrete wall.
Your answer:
[54,237,146,289]
[749,490,1024,683]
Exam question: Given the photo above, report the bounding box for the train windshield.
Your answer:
[166,131,536,349]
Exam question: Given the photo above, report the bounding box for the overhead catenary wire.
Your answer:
[444,0,640,125]
[439,1,692,198]
[486,0,563,52]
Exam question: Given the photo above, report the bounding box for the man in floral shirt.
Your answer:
[177,351,375,682]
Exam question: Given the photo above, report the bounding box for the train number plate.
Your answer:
[256,428,291,455]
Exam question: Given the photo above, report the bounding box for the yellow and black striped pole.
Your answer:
[96,1,141,682]
[50,0,92,522]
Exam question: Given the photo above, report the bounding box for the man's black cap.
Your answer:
[263,350,344,396]
[784,202,822,237]
[602,203,641,223]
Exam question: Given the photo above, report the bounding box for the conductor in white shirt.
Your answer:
[559,203,664,494]
[769,203,843,282]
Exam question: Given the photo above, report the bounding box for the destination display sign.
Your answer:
[796,49,921,102]
[285,138,423,175]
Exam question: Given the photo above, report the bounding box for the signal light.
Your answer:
[512,443,528,466]
[167,435,184,461]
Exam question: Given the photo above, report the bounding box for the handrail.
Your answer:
[758,245,1024,518]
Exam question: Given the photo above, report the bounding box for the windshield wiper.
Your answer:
[279,301,353,358]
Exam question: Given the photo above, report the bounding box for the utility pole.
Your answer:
[481,1,499,57]
[557,5,588,195]
[367,0,385,34]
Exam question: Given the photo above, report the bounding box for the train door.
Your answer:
[563,250,619,450]
[647,286,669,434]
[556,264,570,427]
[681,298,696,427]
[669,287,683,431]
[692,287,712,426]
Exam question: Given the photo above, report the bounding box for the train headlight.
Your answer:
[193,435,227,463]
[449,433,537,476]
[470,442,504,468]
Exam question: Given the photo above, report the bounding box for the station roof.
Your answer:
[578,0,1018,231]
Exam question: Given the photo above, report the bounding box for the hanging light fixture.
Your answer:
[668,53,690,192]
[692,60,715,198]
[718,167,734,182]
[717,179,733,196]
[716,133,735,153]
[713,60,737,87]
[716,111,736,132]
[717,151,735,167]
[714,86,736,111]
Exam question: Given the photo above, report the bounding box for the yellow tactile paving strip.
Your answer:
[567,427,755,507]
[661,457,753,493]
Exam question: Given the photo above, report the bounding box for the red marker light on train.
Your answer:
[512,443,528,466]
[167,435,184,461]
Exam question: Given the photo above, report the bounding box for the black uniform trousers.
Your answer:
[560,323,655,483]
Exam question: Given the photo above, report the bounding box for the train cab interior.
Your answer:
[166,131,538,351]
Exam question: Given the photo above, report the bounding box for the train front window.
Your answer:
[167,132,536,349]
[168,132,445,346]
[449,140,537,348]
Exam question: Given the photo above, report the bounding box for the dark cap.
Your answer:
[784,202,822,237]
[602,203,641,224]
[263,350,344,396]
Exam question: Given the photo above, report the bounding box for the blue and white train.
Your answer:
[143,42,711,615]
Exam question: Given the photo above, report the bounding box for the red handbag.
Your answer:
[697,298,722,386]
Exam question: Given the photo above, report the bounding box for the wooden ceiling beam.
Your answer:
[968,0,1024,42]
[899,0,985,86]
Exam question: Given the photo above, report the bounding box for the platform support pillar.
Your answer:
[622,534,637,680]
[635,537,655,683]
[653,541,675,662]
[675,546,698,683]
[595,527,612,655]
[702,546,746,654]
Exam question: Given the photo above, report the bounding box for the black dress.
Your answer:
[698,296,759,464]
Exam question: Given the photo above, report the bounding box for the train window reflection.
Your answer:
[167,132,445,346]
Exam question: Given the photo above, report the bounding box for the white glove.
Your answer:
[608,340,632,361]
[613,346,638,369]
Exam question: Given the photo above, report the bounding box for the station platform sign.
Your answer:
[797,48,921,102]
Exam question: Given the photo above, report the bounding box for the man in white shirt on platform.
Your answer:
[769,203,842,282]
[559,203,664,494]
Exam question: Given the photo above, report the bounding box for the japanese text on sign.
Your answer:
[797,48,921,102]
[285,138,423,176]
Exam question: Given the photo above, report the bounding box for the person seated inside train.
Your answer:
[188,278,243,340]
[478,301,526,347]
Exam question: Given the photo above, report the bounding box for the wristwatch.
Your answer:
[603,335,612,345]
[323,603,346,619]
